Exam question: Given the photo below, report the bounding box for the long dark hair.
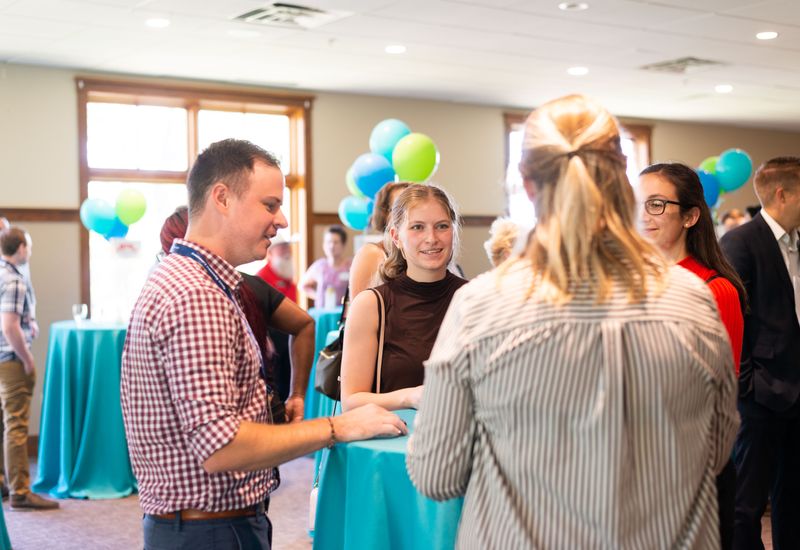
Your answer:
[639,163,746,303]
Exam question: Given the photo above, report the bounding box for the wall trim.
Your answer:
[1,208,80,222]
[309,212,495,228]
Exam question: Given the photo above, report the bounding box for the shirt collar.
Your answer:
[173,239,242,291]
[760,209,798,248]
[0,258,21,275]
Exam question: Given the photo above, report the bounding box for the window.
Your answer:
[503,114,651,227]
[78,78,312,320]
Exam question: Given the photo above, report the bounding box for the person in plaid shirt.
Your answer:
[0,227,59,510]
[121,139,407,550]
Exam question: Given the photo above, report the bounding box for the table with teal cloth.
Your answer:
[303,307,342,421]
[0,503,10,550]
[313,409,463,550]
[32,320,137,499]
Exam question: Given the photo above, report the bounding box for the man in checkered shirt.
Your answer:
[0,227,59,510]
[121,139,407,549]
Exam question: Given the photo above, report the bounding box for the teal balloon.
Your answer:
[345,166,366,199]
[104,216,129,240]
[696,170,720,207]
[369,119,411,162]
[338,196,371,231]
[716,149,752,192]
[352,153,396,199]
[79,198,116,236]
[392,133,439,182]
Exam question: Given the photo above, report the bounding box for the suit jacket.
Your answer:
[720,212,800,412]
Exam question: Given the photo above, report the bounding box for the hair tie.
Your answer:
[566,150,579,160]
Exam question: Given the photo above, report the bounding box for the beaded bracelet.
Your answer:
[325,416,337,449]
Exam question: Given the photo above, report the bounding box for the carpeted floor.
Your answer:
[2,457,315,550]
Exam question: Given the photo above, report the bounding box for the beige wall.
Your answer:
[4,62,800,434]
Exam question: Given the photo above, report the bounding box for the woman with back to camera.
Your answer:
[348,181,412,298]
[340,183,466,412]
[638,162,745,550]
[407,95,739,549]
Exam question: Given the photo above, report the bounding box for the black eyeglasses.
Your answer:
[643,198,682,215]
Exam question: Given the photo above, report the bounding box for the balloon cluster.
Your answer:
[79,189,147,240]
[338,119,440,230]
[695,149,753,207]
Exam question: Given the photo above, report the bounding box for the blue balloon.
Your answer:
[352,153,396,199]
[104,216,129,240]
[79,198,116,236]
[338,196,371,231]
[369,119,411,162]
[696,170,720,207]
[366,199,375,218]
[716,149,752,192]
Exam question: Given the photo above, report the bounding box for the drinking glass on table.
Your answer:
[72,303,88,325]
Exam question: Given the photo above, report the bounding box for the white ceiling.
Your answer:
[2,0,800,130]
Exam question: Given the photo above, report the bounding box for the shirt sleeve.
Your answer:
[242,273,285,318]
[0,277,26,316]
[708,277,744,374]
[406,286,475,501]
[158,287,247,463]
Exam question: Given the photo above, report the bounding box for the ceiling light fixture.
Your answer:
[558,2,589,11]
[145,17,171,29]
[567,66,589,76]
[385,44,406,54]
[715,84,733,94]
[756,31,778,40]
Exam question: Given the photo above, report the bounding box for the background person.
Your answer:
[340,184,466,412]
[299,225,351,308]
[122,139,406,549]
[637,162,745,550]
[407,95,738,549]
[0,227,58,510]
[348,181,412,298]
[257,233,297,303]
[720,156,800,550]
[483,217,532,268]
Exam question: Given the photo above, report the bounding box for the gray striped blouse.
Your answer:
[407,261,739,549]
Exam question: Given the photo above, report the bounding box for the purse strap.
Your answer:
[369,288,386,395]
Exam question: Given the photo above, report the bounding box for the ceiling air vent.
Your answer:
[639,56,724,74]
[233,3,351,29]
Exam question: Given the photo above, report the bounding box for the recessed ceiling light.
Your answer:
[558,2,589,11]
[145,17,170,29]
[385,44,406,54]
[715,84,733,94]
[567,66,589,76]
[756,31,778,40]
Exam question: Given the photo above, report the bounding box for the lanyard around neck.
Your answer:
[170,242,269,387]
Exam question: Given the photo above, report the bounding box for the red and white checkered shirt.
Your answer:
[121,239,274,515]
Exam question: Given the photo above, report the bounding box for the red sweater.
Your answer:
[678,256,743,375]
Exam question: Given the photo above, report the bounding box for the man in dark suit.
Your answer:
[720,156,800,550]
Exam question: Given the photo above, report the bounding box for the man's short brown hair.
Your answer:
[754,156,800,206]
[0,227,28,256]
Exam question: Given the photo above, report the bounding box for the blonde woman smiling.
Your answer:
[340,184,466,412]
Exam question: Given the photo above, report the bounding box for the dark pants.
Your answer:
[143,512,272,550]
[717,458,736,550]
[733,398,800,550]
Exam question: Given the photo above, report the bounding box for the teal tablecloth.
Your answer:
[0,502,10,550]
[313,409,463,550]
[304,307,342,421]
[32,321,137,499]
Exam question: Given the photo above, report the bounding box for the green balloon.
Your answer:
[699,155,718,174]
[345,167,366,199]
[115,189,147,226]
[392,133,439,182]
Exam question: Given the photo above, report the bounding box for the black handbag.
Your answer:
[314,288,385,400]
[314,289,349,400]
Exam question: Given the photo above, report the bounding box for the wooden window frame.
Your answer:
[76,76,314,305]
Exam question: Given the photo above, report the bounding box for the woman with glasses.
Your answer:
[638,162,745,550]
[407,95,738,549]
